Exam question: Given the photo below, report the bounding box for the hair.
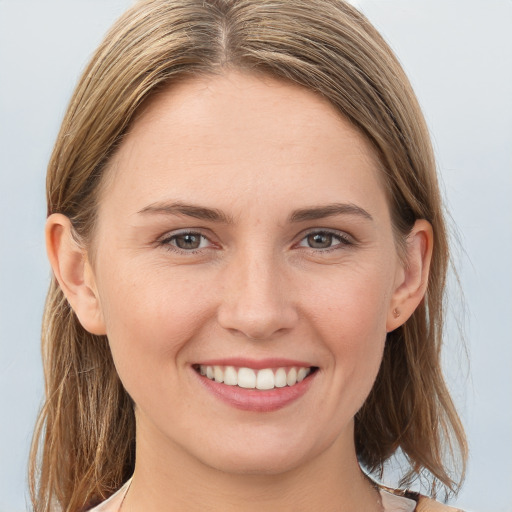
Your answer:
[29,0,467,510]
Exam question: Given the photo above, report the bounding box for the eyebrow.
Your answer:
[289,203,373,223]
[137,201,234,223]
[137,201,373,224]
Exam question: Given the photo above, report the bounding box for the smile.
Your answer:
[192,359,319,412]
[195,365,315,390]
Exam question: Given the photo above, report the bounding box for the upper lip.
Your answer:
[193,358,315,370]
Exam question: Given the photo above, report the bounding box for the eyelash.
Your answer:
[296,229,354,252]
[157,229,354,254]
[158,231,212,254]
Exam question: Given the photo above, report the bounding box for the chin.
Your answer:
[205,450,306,476]
[190,429,329,477]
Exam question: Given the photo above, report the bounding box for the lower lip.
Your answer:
[194,370,316,412]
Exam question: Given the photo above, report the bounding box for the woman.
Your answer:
[29,0,467,510]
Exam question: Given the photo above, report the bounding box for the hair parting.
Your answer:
[30,1,467,510]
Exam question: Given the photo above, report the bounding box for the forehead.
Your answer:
[129,71,377,161]
[101,71,387,217]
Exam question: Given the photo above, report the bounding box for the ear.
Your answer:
[45,213,106,335]
[386,219,433,332]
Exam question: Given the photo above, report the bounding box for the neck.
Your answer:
[123,420,382,512]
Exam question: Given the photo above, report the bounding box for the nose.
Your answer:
[217,250,299,340]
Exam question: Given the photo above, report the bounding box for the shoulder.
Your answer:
[378,485,464,512]
[86,479,131,512]
[416,496,464,512]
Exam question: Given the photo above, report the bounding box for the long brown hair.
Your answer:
[30,0,467,510]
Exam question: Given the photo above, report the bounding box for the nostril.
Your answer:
[217,303,299,341]
[216,260,299,339]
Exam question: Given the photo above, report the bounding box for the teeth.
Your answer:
[198,365,312,390]
[297,367,308,382]
[223,366,237,386]
[238,367,256,389]
[274,368,287,388]
[256,369,274,390]
[214,366,224,383]
[286,367,297,386]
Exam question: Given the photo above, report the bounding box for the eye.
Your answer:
[298,230,352,250]
[160,231,211,251]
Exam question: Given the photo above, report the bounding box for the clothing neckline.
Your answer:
[88,477,418,512]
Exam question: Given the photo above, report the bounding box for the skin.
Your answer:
[47,72,432,511]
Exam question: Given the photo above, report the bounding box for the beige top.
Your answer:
[87,479,463,512]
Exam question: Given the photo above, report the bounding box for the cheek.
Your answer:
[310,265,392,340]
[307,267,391,398]
[95,262,214,380]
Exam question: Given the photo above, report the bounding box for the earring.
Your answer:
[392,308,400,318]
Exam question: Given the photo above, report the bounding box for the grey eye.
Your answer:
[306,232,334,249]
[173,233,203,250]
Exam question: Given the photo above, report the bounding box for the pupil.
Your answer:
[308,233,332,248]
[176,234,200,249]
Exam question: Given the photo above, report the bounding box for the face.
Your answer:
[86,72,405,475]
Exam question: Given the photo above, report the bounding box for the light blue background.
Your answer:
[1,1,511,510]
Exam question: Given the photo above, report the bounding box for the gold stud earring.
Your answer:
[392,308,400,318]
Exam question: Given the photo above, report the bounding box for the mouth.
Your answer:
[192,364,318,390]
